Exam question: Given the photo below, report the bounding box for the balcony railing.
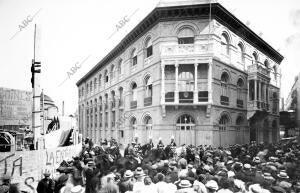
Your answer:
[247,63,270,77]
[165,92,175,102]
[179,92,193,103]
[144,97,152,106]
[220,96,229,106]
[160,44,211,57]
[248,100,269,111]
[198,91,208,102]
[130,100,137,109]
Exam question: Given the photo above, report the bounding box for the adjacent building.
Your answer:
[76,0,283,146]
[281,73,300,139]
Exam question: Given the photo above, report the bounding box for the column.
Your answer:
[161,61,165,104]
[102,101,106,140]
[208,61,213,103]
[175,61,179,103]
[108,98,112,139]
[194,63,198,103]
[115,97,120,141]
[258,81,261,102]
[247,81,250,102]
[254,80,257,101]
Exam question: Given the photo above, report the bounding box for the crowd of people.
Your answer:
[1,136,300,193]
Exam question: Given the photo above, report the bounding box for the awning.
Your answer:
[247,111,256,120]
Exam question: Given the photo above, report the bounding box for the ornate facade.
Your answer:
[77,1,283,146]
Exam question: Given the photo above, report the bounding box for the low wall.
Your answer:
[0,143,82,193]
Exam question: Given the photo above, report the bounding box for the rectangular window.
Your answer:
[146,46,153,57]
[178,37,194,44]
[120,130,124,138]
[132,56,137,66]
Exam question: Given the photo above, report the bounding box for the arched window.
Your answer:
[94,78,97,90]
[86,102,89,128]
[104,70,109,83]
[111,65,115,80]
[219,113,230,131]
[118,59,122,75]
[145,38,153,58]
[237,43,244,63]
[177,114,195,125]
[119,87,124,107]
[86,84,89,94]
[221,33,230,55]
[220,72,230,105]
[130,117,137,137]
[178,27,195,44]
[236,115,245,131]
[99,74,102,88]
[252,52,258,64]
[144,75,152,98]
[144,116,152,138]
[82,87,84,96]
[90,100,93,128]
[237,78,244,108]
[131,82,137,101]
[90,81,93,92]
[130,82,138,109]
[144,76,152,106]
[111,90,116,108]
[131,48,138,66]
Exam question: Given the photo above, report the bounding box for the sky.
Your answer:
[0,0,299,115]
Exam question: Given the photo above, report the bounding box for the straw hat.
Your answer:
[277,171,289,179]
[205,180,219,190]
[71,185,85,193]
[179,180,192,188]
[124,170,133,178]
[244,163,251,169]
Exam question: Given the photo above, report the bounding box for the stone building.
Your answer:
[76,0,283,146]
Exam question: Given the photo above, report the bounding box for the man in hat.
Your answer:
[157,137,164,149]
[169,136,177,147]
[177,179,196,192]
[146,136,154,150]
[129,140,141,164]
[118,170,134,193]
[37,170,55,193]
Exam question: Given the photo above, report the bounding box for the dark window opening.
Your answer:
[178,37,194,44]
[146,46,153,57]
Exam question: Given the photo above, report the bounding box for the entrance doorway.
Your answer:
[176,114,195,145]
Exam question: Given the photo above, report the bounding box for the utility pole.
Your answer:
[31,24,42,150]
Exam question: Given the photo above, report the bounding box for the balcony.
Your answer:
[144,97,152,106]
[247,63,270,77]
[130,100,137,109]
[160,44,211,57]
[248,100,269,111]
